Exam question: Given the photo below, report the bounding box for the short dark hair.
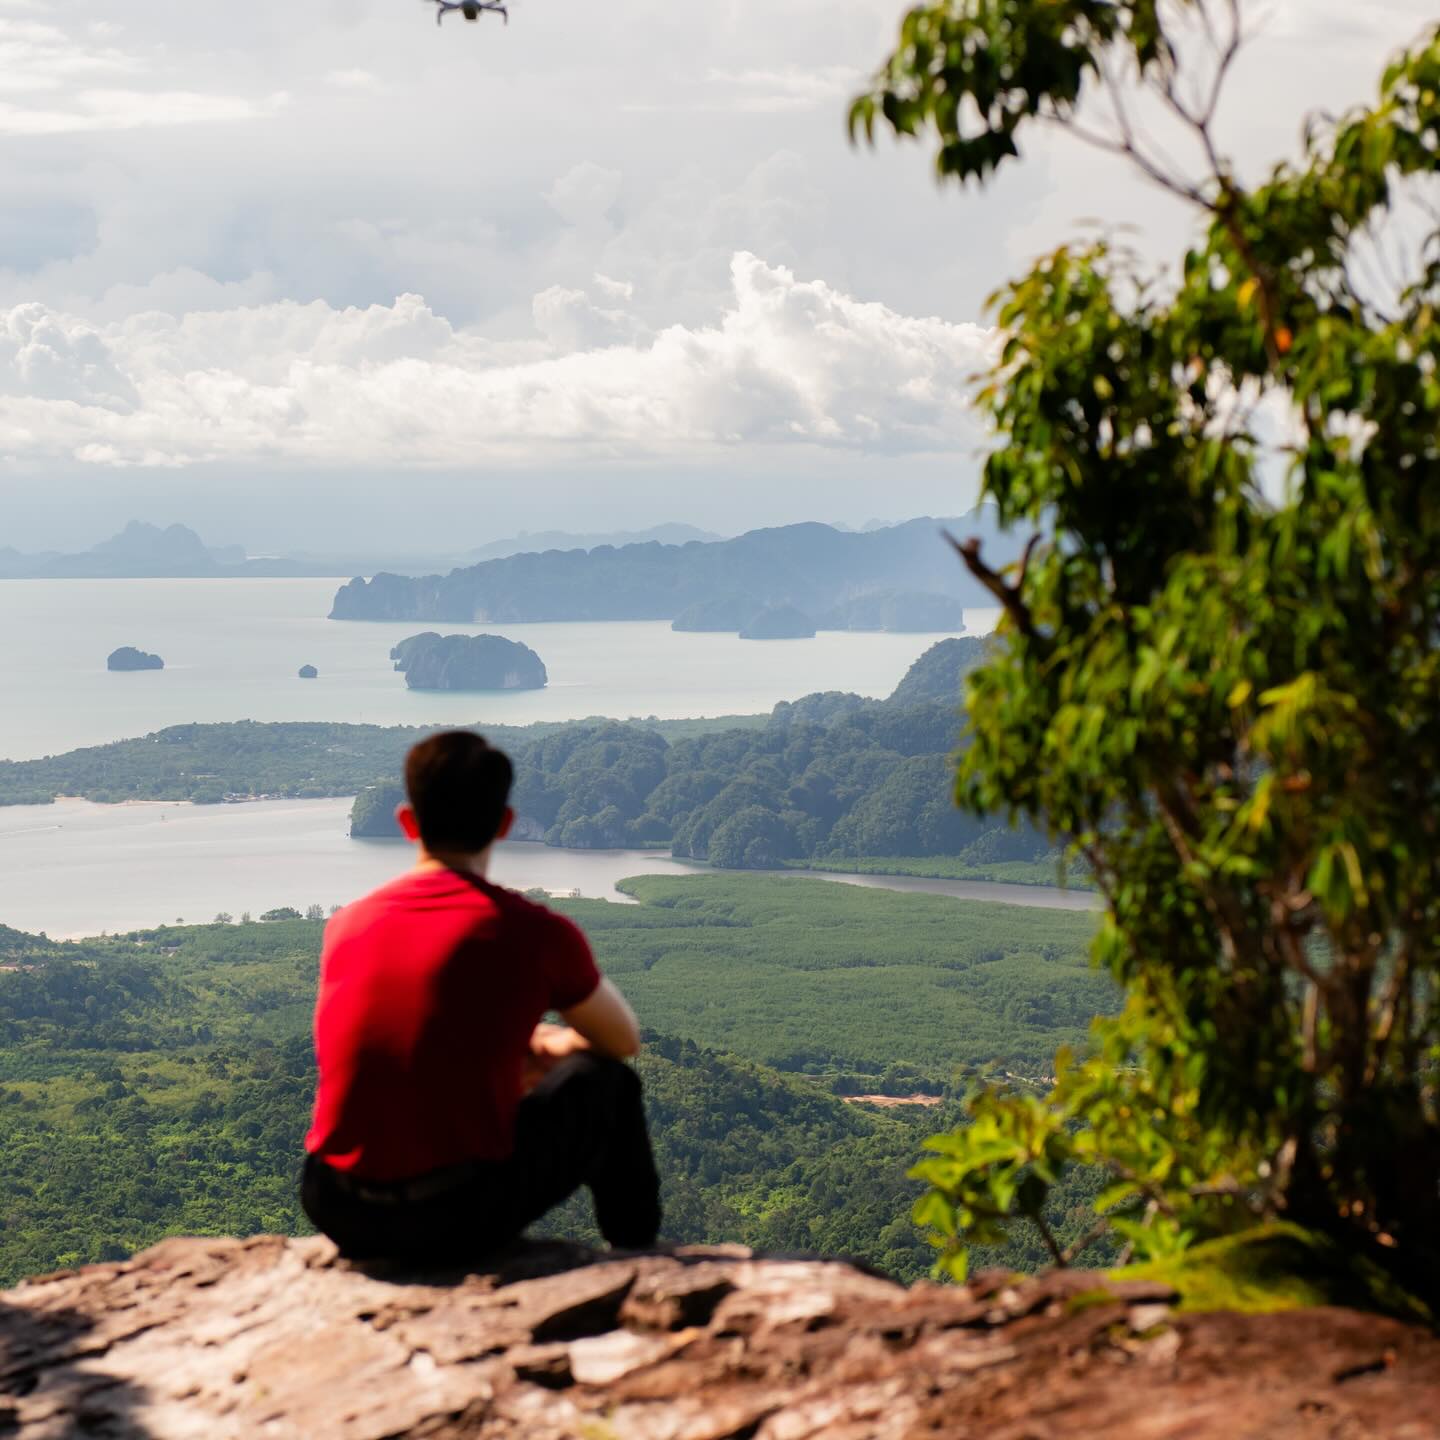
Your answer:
[403,730,514,853]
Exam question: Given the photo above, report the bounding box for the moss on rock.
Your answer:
[1117,1222,1432,1325]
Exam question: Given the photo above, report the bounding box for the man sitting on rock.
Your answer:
[302,729,661,1262]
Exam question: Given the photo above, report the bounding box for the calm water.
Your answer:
[0,797,697,936]
[0,579,996,761]
[786,869,1097,912]
[0,798,1092,939]
[0,579,1017,937]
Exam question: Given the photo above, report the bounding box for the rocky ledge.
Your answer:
[2,1235,1437,1439]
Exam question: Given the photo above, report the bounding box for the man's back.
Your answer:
[301,728,658,1261]
[306,867,599,1181]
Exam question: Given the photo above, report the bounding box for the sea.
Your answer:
[0,577,1021,936]
[0,579,998,760]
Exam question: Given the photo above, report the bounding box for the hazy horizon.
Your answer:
[2,486,971,558]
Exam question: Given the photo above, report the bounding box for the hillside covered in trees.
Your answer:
[350,637,1031,869]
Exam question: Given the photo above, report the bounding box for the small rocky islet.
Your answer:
[390,631,547,691]
[106,646,164,672]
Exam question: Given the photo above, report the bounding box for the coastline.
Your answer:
[1,795,1102,938]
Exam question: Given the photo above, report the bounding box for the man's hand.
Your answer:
[522,1023,592,1092]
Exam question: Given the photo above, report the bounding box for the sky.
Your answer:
[0,0,1432,554]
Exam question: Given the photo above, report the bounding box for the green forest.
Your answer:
[0,877,1105,1287]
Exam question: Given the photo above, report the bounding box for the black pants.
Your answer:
[301,1054,661,1263]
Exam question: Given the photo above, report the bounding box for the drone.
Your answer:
[429,0,508,24]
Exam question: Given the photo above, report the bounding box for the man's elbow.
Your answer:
[564,979,643,1059]
[606,1022,642,1060]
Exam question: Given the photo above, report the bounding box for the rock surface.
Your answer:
[106,646,164,672]
[2,1235,1438,1439]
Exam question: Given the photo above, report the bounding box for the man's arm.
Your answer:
[559,977,641,1059]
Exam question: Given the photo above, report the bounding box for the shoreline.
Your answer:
[7,796,1100,919]
[1,795,1101,939]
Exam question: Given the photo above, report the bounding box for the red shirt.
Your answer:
[305,866,600,1180]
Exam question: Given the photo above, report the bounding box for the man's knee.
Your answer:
[526,1051,642,1107]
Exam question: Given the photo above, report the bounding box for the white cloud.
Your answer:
[0,18,139,93]
[324,68,382,90]
[0,89,288,137]
[0,255,992,466]
[531,284,640,350]
[592,274,634,302]
[0,18,286,134]
[546,162,623,229]
[0,0,1432,546]
[625,65,859,115]
[707,65,858,113]
[0,302,136,407]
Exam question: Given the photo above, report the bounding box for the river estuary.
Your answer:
[0,797,1096,938]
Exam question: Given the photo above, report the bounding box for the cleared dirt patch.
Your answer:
[840,1093,944,1107]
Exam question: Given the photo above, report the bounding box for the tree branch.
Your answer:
[1029,1208,1067,1268]
[943,530,1037,636]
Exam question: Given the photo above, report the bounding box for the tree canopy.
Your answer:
[857,2,1440,1305]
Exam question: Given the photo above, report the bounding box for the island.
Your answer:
[738,604,817,640]
[819,590,965,633]
[298,664,319,680]
[390,632,548,691]
[670,595,759,632]
[330,510,1025,624]
[350,781,406,838]
[107,646,164,672]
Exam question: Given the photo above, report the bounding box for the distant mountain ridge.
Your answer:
[0,522,231,579]
[461,523,722,563]
[330,510,1020,627]
[0,522,308,579]
[0,522,722,581]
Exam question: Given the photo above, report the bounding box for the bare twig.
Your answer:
[1067,7,1287,366]
[1199,0,1243,129]
[943,531,1036,636]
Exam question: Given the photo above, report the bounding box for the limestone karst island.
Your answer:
[2,3,1439,1436]
[390,632,548,690]
[106,646,164,672]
